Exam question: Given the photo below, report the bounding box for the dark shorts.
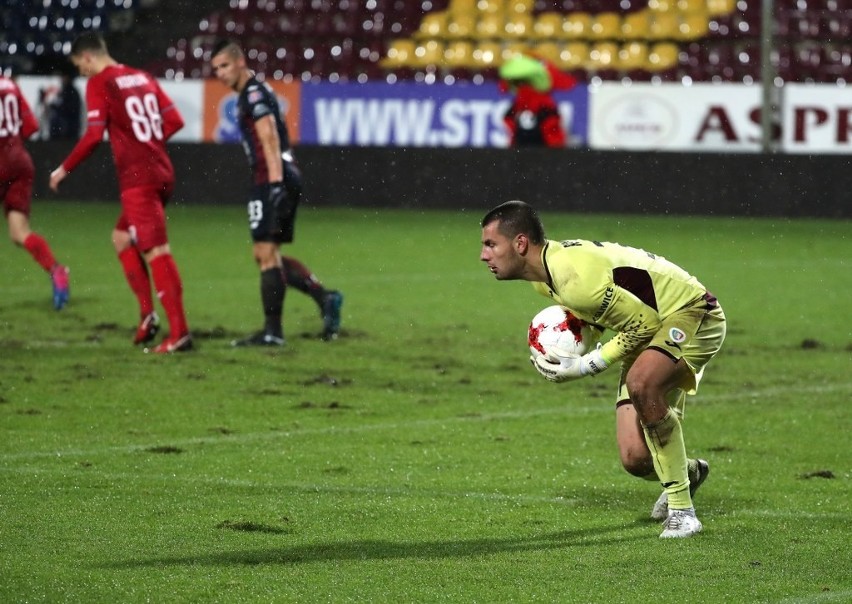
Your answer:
[116,181,174,251]
[248,161,302,244]
[0,148,34,217]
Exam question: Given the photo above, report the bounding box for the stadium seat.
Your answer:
[676,0,706,14]
[444,40,476,68]
[621,10,650,39]
[646,0,674,11]
[411,39,444,68]
[558,41,589,70]
[446,12,476,37]
[381,39,416,67]
[647,42,679,70]
[414,11,448,38]
[505,12,534,38]
[533,12,565,39]
[588,41,619,70]
[648,12,679,39]
[563,12,592,38]
[475,12,504,39]
[706,0,736,16]
[533,41,563,64]
[590,12,622,40]
[473,40,503,67]
[618,41,651,70]
[677,13,710,39]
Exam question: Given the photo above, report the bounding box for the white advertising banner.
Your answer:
[588,82,764,152]
[782,84,852,154]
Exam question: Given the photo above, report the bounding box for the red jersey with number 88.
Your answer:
[62,64,184,190]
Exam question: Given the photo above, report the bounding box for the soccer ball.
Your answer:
[528,305,602,359]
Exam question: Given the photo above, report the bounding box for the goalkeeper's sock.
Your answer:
[22,233,57,272]
[118,247,155,316]
[150,254,189,338]
[281,256,326,306]
[642,409,692,510]
[260,267,286,336]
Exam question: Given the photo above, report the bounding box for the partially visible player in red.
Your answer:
[1,75,70,310]
[49,33,192,353]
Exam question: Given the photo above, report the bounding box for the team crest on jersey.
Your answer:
[247,88,263,104]
[668,327,687,344]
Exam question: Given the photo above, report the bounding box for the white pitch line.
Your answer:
[0,382,850,463]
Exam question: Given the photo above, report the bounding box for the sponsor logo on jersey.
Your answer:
[665,327,687,349]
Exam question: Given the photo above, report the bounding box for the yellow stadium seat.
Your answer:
[563,12,592,39]
[444,40,477,68]
[558,41,588,70]
[647,42,679,71]
[648,11,679,39]
[473,41,503,67]
[446,12,476,37]
[677,0,706,14]
[706,0,736,16]
[411,40,444,68]
[415,12,448,39]
[381,39,416,68]
[533,41,562,64]
[501,42,531,62]
[449,0,478,15]
[507,0,535,14]
[475,13,503,38]
[677,13,710,39]
[477,0,503,14]
[533,12,564,39]
[618,41,651,70]
[590,12,622,40]
[647,0,674,11]
[588,41,619,70]
[505,12,533,38]
[621,11,650,39]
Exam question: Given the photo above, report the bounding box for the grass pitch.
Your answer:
[1,202,850,603]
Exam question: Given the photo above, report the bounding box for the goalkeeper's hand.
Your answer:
[530,344,609,383]
[268,181,286,210]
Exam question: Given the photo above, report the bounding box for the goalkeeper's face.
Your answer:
[480,221,526,280]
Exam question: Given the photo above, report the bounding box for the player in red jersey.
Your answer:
[1,75,70,310]
[49,33,192,353]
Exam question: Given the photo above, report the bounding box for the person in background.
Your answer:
[49,32,192,353]
[499,54,576,148]
[48,71,83,140]
[0,74,70,310]
[480,200,726,538]
[210,39,343,347]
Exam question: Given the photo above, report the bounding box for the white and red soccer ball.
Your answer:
[528,305,602,359]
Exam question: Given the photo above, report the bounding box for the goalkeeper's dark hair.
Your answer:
[481,200,546,245]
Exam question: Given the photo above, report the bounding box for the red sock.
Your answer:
[118,247,155,316]
[23,233,57,272]
[149,253,189,338]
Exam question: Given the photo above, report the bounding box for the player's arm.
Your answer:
[254,114,283,183]
[49,81,107,191]
[155,83,184,140]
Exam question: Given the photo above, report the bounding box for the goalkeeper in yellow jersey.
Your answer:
[480,200,726,538]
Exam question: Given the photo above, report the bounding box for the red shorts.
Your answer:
[0,147,35,217]
[116,182,174,252]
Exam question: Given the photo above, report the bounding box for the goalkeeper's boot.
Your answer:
[149,333,194,354]
[651,459,710,521]
[134,312,160,345]
[231,330,285,347]
[660,508,703,538]
[321,290,343,341]
[51,264,70,310]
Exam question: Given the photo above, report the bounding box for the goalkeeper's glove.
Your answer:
[530,343,609,383]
